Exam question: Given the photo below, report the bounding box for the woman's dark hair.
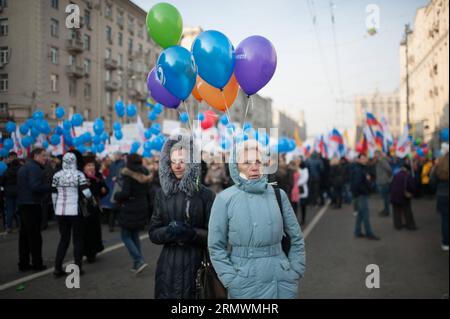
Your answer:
[30,147,46,159]
[126,153,143,169]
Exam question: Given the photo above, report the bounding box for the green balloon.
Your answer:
[146,3,183,49]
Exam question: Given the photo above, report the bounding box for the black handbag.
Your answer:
[196,251,227,299]
[273,186,291,256]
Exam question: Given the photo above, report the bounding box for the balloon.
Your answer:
[130,141,141,154]
[196,74,239,112]
[33,110,44,120]
[81,132,92,144]
[19,124,29,135]
[50,135,61,146]
[93,118,105,135]
[226,123,236,134]
[115,100,125,118]
[21,136,34,148]
[30,127,40,138]
[144,140,152,150]
[6,121,16,133]
[3,138,13,150]
[90,145,98,154]
[147,68,181,109]
[0,149,8,158]
[113,121,122,131]
[201,110,218,130]
[77,145,87,154]
[197,113,205,121]
[151,123,161,135]
[192,30,235,89]
[53,126,63,136]
[101,132,109,142]
[71,113,84,127]
[143,150,152,158]
[0,162,7,176]
[93,135,102,145]
[25,119,34,128]
[243,122,252,132]
[220,138,231,150]
[55,106,65,119]
[441,128,449,142]
[148,111,158,121]
[191,84,202,102]
[235,35,277,96]
[179,112,189,123]
[151,134,165,151]
[63,120,72,130]
[146,3,182,49]
[114,130,123,140]
[126,104,137,117]
[42,141,49,149]
[416,148,424,157]
[144,129,152,140]
[156,46,197,100]
[201,118,214,130]
[37,120,51,135]
[97,144,105,153]
[153,103,164,114]
[219,115,229,126]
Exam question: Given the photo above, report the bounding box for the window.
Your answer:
[128,38,133,54]
[50,74,58,92]
[84,10,91,28]
[50,18,59,38]
[105,4,113,19]
[138,24,144,38]
[0,47,9,64]
[83,34,90,50]
[0,74,8,92]
[0,19,8,37]
[84,83,91,100]
[51,0,58,10]
[69,54,76,66]
[105,48,112,59]
[117,10,124,26]
[106,26,112,44]
[118,53,123,67]
[106,91,112,106]
[0,0,8,8]
[69,29,76,40]
[138,43,143,54]
[0,102,8,114]
[84,58,91,74]
[118,32,123,47]
[128,16,134,33]
[106,70,112,81]
[69,79,77,96]
[83,109,90,120]
[50,47,58,64]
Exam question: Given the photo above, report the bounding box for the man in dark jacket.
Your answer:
[351,154,380,240]
[107,151,125,232]
[17,148,52,271]
[2,157,22,233]
[307,152,324,206]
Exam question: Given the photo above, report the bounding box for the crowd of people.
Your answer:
[0,136,448,299]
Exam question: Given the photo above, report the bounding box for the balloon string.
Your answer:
[220,90,233,136]
[242,95,251,129]
[182,101,193,132]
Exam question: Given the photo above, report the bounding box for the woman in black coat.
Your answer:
[149,135,215,299]
[114,154,151,274]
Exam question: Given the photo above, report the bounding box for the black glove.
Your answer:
[167,221,196,242]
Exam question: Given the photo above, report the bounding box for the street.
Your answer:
[0,196,447,299]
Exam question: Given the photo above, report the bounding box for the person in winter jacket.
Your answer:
[204,161,229,194]
[52,152,92,277]
[149,134,215,299]
[208,140,305,299]
[390,163,417,231]
[298,157,309,225]
[329,157,346,209]
[2,158,22,232]
[431,151,449,251]
[374,150,393,217]
[114,154,151,274]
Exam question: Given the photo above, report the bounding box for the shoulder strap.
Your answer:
[273,185,283,217]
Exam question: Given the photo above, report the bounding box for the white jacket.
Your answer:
[52,153,91,216]
[297,167,309,199]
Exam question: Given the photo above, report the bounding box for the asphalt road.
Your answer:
[0,196,447,299]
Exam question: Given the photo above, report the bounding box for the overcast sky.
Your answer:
[132,0,429,136]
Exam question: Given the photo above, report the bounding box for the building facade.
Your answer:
[0,0,161,131]
[399,0,449,144]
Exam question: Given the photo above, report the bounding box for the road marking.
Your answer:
[0,203,330,292]
[303,202,330,239]
[0,234,149,292]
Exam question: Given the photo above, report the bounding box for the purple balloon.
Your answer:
[234,36,277,96]
[147,68,181,109]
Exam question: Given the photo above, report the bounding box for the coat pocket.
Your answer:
[279,259,300,281]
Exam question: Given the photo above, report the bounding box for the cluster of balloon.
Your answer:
[179,112,189,123]
[277,137,296,153]
[200,110,218,130]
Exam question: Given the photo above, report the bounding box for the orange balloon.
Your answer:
[196,74,239,112]
[192,83,203,102]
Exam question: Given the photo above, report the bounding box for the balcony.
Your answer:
[66,65,85,79]
[66,39,84,54]
[105,80,119,91]
[104,58,118,70]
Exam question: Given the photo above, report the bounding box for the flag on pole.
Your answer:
[363,125,377,157]
[396,124,411,158]
[294,128,303,148]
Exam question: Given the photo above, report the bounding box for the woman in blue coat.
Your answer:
[208,140,306,299]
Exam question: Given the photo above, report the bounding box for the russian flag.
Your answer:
[330,128,343,145]
[375,130,384,149]
[366,112,380,127]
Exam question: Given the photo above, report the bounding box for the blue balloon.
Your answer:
[19,124,29,135]
[71,113,84,127]
[50,135,61,146]
[33,110,44,120]
[3,138,14,150]
[6,121,16,133]
[36,120,51,135]
[126,104,137,117]
[143,150,152,158]
[77,145,87,154]
[441,128,449,142]
[93,135,102,145]
[0,149,8,158]
[153,103,163,114]
[197,113,205,121]
[64,132,73,146]
[179,112,189,123]
[93,118,105,135]
[151,134,165,151]
[97,144,105,153]
[417,148,424,157]
[63,120,72,131]
[219,115,229,126]
[42,141,49,149]
[192,30,235,89]
[55,106,65,119]
[220,138,231,150]
[30,127,40,137]
[101,132,109,142]
[81,132,92,144]
[243,122,252,132]
[113,121,122,131]
[226,123,236,134]
[114,130,123,140]
[144,140,152,150]
[146,102,154,108]
[53,126,63,135]
[148,111,158,121]
[115,100,125,118]
[151,123,161,135]
[0,162,7,176]
[130,141,141,154]
[156,45,197,101]
[25,118,34,128]
[22,136,34,148]
[255,131,269,146]
[144,129,153,140]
